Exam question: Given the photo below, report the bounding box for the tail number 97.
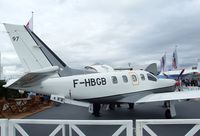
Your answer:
[12,36,19,42]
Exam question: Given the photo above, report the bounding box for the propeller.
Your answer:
[177,69,185,80]
[175,69,185,91]
[163,73,169,78]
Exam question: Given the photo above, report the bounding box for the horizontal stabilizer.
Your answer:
[29,66,59,73]
[136,90,200,103]
[4,66,59,89]
[50,94,91,107]
[50,95,91,111]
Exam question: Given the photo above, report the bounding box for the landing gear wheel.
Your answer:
[109,104,115,110]
[165,109,172,119]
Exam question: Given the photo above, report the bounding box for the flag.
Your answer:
[26,13,33,31]
[197,59,200,70]
[172,48,178,69]
[160,53,166,72]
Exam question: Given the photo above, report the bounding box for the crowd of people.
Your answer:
[182,78,200,87]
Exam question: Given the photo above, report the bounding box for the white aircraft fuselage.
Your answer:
[27,70,175,103]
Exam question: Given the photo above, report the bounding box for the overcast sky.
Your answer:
[0,0,200,77]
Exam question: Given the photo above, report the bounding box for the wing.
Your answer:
[4,66,59,89]
[116,91,153,103]
[136,90,200,103]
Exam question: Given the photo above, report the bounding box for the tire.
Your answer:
[109,104,115,110]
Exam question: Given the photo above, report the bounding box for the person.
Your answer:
[195,80,198,86]
[191,79,195,86]
[27,91,36,98]
[92,103,101,117]
[182,79,186,87]
[188,79,191,86]
[185,79,189,87]
[128,103,134,109]
[198,79,200,87]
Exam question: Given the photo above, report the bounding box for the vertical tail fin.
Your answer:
[4,23,53,72]
[4,23,94,76]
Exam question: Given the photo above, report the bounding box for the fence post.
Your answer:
[126,121,133,136]
[69,124,72,136]
[8,121,16,136]
[136,120,143,136]
[1,119,8,136]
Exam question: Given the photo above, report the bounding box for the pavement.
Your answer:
[14,100,200,136]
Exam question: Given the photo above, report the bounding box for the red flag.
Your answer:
[26,14,33,31]
[172,48,178,69]
[160,53,166,72]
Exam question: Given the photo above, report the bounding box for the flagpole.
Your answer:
[175,45,178,69]
[32,11,34,31]
[164,52,166,72]
[0,52,1,80]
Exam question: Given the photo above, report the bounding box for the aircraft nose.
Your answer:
[162,79,176,92]
[167,79,176,86]
[170,79,176,85]
[168,79,176,91]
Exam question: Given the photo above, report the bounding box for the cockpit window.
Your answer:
[140,74,145,80]
[147,73,157,81]
[131,75,137,82]
[112,76,118,84]
[122,75,128,83]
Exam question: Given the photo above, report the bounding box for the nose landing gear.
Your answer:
[164,101,176,119]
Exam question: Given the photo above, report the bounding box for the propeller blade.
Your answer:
[177,69,185,80]
[163,73,169,78]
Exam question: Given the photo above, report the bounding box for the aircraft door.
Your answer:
[129,72,139,85]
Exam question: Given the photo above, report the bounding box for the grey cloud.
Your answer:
[0,0,200,73]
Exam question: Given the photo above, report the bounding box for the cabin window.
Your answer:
[112,76,118,84]
[122,75,128,83]
[131,75,137,82]
[140,74,145,80]
[147,73,157,81]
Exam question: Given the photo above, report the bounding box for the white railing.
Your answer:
[0,119,133,136]
[3,119,200,136]
[136,119,200,136]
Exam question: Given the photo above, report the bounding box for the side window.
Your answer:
[122,75,128,83]
[140,74,145,80]
[112,76,118,84]
[147,73,157,81]
[131,75,137,82]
